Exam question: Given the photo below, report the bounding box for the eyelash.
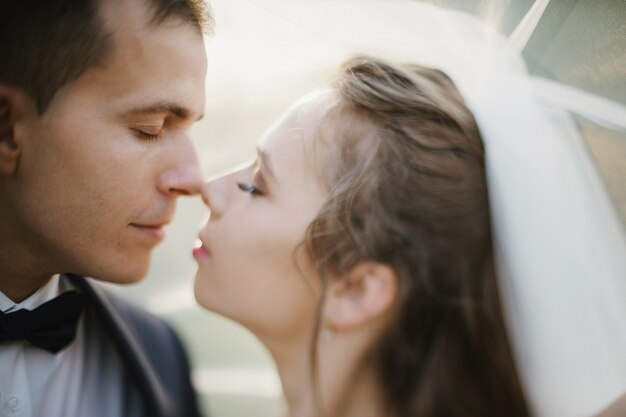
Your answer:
[134,129,162,142]
[237,182,265,196]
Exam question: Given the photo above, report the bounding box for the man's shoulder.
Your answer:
[75,276,187,362]
[68,275,202,417]
[98,284,180,346]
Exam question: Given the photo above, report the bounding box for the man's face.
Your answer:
[9,1,207,283]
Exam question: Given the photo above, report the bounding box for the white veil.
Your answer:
[471,69,626,417]
[212,1,626,415]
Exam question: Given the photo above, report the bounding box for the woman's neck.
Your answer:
[266,331,388,417]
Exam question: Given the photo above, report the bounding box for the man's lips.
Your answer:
[129,222,168,243]
[193,238,211,259]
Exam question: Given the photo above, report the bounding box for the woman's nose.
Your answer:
[201,171,240,219]
[201,179,223,219]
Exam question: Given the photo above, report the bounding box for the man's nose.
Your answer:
[157,136,204,196]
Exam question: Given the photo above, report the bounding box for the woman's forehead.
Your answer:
[254,93,340,190]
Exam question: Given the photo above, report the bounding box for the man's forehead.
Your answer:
[69,0,206,113]
[99,0,153,33]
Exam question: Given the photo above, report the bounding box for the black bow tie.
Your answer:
[0,291,85,354]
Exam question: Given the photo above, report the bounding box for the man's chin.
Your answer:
[84,259,151,285]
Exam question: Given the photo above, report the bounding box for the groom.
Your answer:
[0,0,211,416]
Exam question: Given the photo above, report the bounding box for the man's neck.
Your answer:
[0,262,56,303]
[0,219,58,302]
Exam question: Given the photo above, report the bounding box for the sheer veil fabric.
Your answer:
[236,1,626,415]
[471,73,626,417]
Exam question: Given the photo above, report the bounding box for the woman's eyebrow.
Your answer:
[257,147,277,182]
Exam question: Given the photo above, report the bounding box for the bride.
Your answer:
[193,55,529,416]
[193,2,626,416]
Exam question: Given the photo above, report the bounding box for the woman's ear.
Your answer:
[322,261,398,331]
[0,85,32,176]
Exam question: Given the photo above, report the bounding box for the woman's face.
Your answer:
[194,94,329,343]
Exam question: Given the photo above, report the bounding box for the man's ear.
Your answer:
[322,261,398,331]
[0,85,32,176]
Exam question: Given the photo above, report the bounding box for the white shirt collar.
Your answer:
[0,274,64,313]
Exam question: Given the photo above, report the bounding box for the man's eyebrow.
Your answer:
[125,102,204,121]
[257,147,276,181]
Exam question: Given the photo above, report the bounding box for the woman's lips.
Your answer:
[193,239,211,259]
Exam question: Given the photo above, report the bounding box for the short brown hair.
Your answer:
[0,0,213,114]
[305,56,530,416]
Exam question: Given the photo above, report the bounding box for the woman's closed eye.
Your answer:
[237,182,265,196]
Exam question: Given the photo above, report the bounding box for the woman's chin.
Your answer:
[192,273,212,310]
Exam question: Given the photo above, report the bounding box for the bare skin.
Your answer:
[0,0,207,301]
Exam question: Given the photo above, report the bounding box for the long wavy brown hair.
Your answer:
[304,56,530,417]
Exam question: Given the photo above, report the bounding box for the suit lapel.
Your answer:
[66,274,171,417]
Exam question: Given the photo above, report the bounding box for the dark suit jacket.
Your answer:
[66,274,203,417]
